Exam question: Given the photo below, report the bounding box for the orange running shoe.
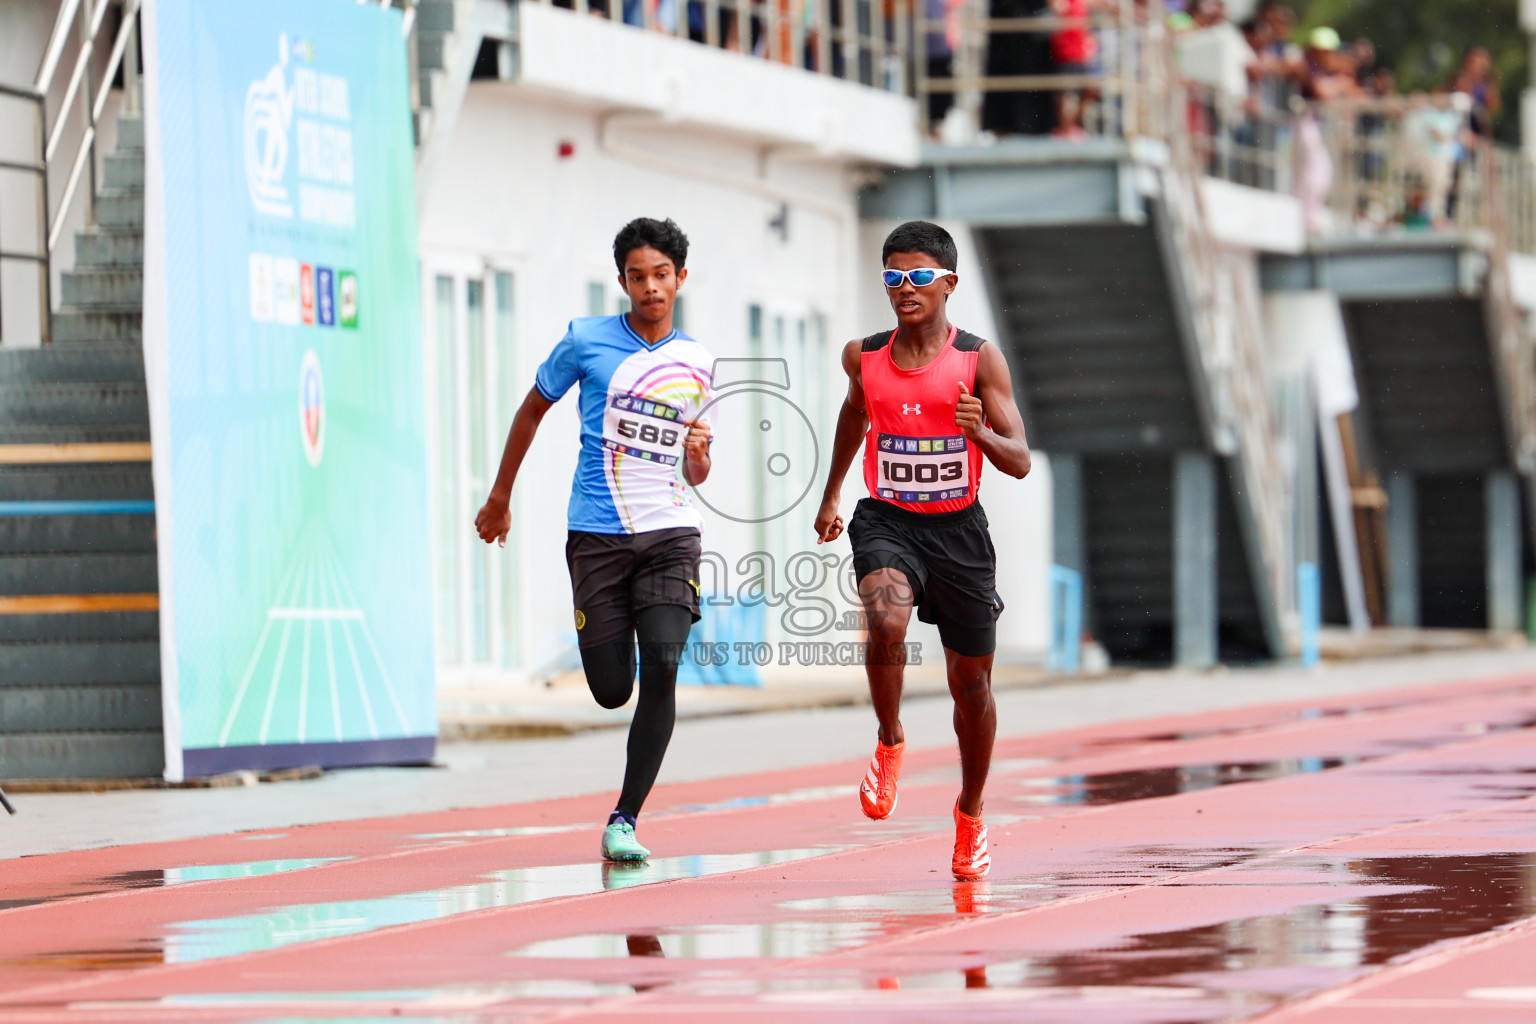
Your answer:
[858,739,904,820]
[952,802,990,880]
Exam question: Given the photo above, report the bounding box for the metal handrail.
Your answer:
[521,0,915,92]
[0,0,143,345]
[1152,29,1295,654]
[1478,146,1536,525]
[912,0,1161,141]
[1306,94,1536,251]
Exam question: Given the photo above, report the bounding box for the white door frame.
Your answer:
[421,250,530,685]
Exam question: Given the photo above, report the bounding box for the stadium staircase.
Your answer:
[1263,143,1536,634]
[1339,294,1526,630]
[0,116,162,779]
[980,217,1279,663]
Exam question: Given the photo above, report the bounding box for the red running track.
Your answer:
[2,674,1536,1022]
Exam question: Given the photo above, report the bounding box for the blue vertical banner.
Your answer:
[142,0,436,779]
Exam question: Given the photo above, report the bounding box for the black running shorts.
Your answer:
[565,528,703,648]
[847,498,1003,657]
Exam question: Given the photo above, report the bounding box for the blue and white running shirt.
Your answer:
[535,315,715,535]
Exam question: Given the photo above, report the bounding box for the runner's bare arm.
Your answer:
[956,343,1031,479]
[682,418,712,486]
[475,386,556,547]
[815,341,870,544]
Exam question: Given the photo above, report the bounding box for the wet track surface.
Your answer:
[3,675,1536,1021]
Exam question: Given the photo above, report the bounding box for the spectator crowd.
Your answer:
[968,0,1505,231]
[551,0,1505,232]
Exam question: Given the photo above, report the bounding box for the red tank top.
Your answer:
[860,325,987,514]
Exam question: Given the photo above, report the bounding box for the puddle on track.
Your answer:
[695,852,1536,1021]
[160,847,855,964]
[477,853,1536,1021]
[1002,758,1360,808]
[5,847,853,979]
[12,703,1536,1017]
[409,786,864,846]
[507,880,1059,962]
[0,859,346,913]
[71,978,630,1012]
[669,784,862,815]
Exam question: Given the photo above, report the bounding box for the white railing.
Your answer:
[1314,96,1491,237]
[0,0,142,346]
[1483,148,1536,508]
[519,0,916,92]
[912,0,1167,142]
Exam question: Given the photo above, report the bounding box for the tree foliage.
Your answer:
[1289,0,1526,140]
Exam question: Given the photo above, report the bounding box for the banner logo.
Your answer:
[245,36,295,218]
[300,350,325,467]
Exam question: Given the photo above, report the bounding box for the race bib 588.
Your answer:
[603,393,685,466]
[875,433,969,503]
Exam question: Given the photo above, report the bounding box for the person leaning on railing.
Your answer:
[980,0,1055,137]
[1048,0,1100,138]
[925,0,964,129]
[1451,45,1500,140]
[1403,88,1470,229]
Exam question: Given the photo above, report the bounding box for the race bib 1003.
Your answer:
[603,393,686,466]
[874,433,969,503]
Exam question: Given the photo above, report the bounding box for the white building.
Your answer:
[416,1,1053,686]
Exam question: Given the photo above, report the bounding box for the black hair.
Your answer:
[881,220,958,272]
[613,217,689,273]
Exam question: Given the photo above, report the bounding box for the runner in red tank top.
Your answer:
[814,221,1031,880]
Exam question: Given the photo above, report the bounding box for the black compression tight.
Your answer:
[579,604,692,821]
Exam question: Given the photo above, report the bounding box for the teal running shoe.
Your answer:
[601,821,650,862]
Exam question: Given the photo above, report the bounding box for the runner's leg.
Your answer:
[569,531,637,710]
[614,603,691,820]
[581,638,637,709]
[859,567,916,747]
[943,645,996,818]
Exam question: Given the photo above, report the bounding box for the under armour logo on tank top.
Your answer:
[859,325,988,514]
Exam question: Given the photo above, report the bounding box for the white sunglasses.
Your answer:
[881,268,956,288]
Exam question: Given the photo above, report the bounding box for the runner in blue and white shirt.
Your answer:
[534,311,715,535]
[475,218,714,864]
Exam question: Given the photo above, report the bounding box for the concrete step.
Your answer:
[60,268,142,309]
[95,190,144,228]
[0,610,158,644]
[51,309,142,344]
[102,153,144,191]
[418,70,436,109]
[0,730,164,779]
[416,0,456,31]
[0,462,153,503]
[0,423,150,445]
[0,640,160,687]
[74,227,143,269]
[0,343,143,384]
[0,685,162,734]
[115,116,144,153]
[0,381,148,426]
[417,29,451,71]
[0,552,159,596]
[0,514,157,556]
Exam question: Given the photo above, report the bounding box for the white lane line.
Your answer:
[219,545,308,747]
